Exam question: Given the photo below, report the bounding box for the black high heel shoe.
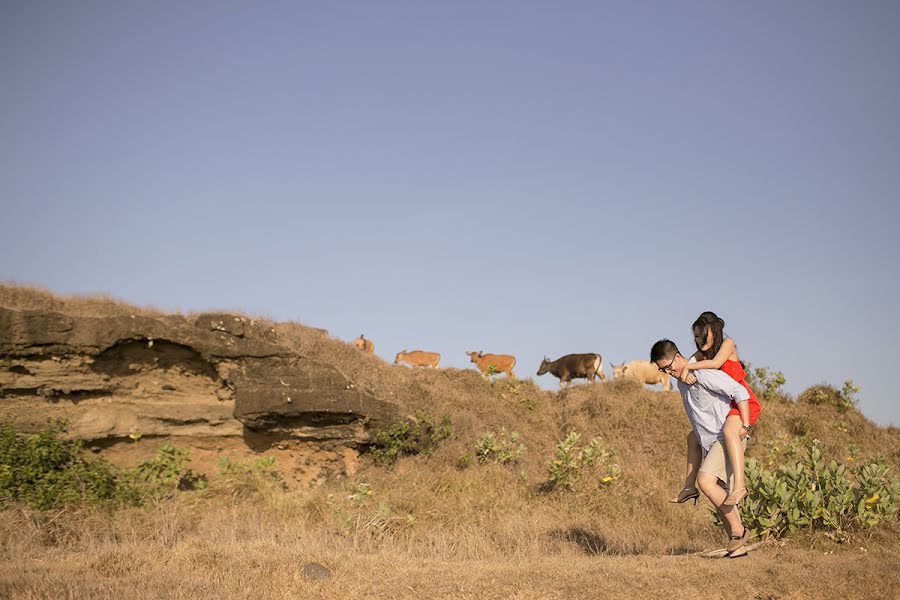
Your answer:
[669,488,700,505]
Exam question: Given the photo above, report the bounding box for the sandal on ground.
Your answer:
[726,527,749,554]
[668,487,700,505]
[723,487,748,506]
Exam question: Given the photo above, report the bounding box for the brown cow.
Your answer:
[466,351,516,379]
[537,353,605,387]
[394,350,440,368]
[353,334,375,354]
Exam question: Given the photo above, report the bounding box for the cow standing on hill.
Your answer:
[353,334,375,354]
[466,351,516,380]
[536,353,605,387]
[612,360,671,391]
[394,350,441,368]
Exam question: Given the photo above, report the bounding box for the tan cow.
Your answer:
[466,351,516,379]
[353,334,375,354]
[394,350,440,368]
[611,360,671,391]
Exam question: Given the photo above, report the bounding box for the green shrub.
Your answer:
[475,429,525,464]
[546,432,620,490]
[370,410,452,465]
[0,420,124,509]
[726,439,899,539]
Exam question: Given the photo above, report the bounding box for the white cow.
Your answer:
[611,360,671,391]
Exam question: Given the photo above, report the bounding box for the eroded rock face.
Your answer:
[0,307,398,448]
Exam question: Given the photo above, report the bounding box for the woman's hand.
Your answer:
[678,365,697,385]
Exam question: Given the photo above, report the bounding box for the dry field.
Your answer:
[1,499,897,600]
[1,284,898,598]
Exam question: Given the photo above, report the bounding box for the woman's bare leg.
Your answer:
[722,415,747,505]
[670,430,702,502]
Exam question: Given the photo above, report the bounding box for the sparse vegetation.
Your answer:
[326,482,415,539]
[214,455,282,499]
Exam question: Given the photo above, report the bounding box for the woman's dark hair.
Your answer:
[693,311,725,360]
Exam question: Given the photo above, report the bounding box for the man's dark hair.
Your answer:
[650,339,679,363]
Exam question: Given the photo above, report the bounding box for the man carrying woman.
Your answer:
[650,338,751,555]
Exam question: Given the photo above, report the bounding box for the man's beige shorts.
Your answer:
[699,438,748,488]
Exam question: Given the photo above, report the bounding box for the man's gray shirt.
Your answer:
[675,362,751,453]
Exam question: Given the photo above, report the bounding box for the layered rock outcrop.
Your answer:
[0,307,399,448]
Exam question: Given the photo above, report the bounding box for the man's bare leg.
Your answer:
[698,471,744,546]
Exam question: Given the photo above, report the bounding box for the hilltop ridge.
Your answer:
[0,283,897,551]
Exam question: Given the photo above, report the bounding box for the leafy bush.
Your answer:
[745,365,786,402]
[0,420,123,509]
[546,432,620,490]
[475,429,525,464]
[729,439,899,539]
[370,410,452,465]
[0,421,213,509]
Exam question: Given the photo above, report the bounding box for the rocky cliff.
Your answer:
[0,300,401,483]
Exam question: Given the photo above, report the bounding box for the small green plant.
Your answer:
[370,410,452,465]
[475,429,525,464]
[505,381,521,395]
[456,453,472,470]
[132,444,206,493]
[348,482,373,504]
[721,439,900,539]
[840,380,859,413]
[546,432,620,490]
[745,365,786,402]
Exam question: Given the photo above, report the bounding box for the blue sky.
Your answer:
[2,1,898,425]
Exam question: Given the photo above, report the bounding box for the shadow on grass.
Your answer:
[548,527,636,556]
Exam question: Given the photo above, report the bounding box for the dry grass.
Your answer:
[2,283,899,598]
[0,501,897,599]
[0,281,174,318]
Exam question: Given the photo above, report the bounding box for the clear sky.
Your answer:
[2,2,898,426]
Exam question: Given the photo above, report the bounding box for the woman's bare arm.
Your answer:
[685,337,735,371]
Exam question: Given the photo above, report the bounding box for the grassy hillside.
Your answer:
[1,283,898,598]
